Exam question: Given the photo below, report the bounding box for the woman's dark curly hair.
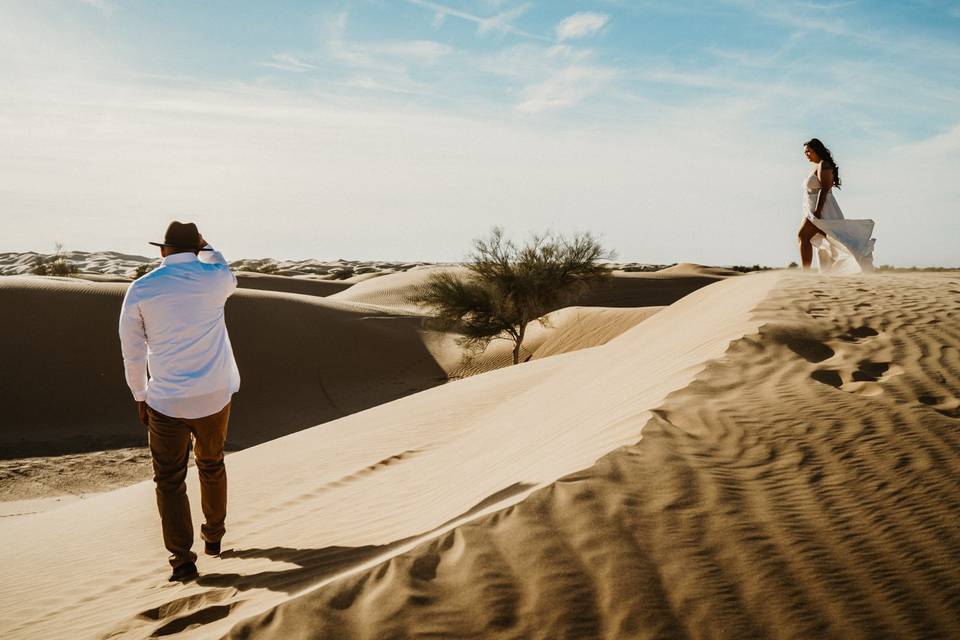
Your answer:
[804,138,841,188]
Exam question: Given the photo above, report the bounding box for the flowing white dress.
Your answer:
[803,169,876,274]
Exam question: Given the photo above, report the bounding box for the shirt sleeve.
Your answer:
[198,243,237,295]
[118,285,149,401]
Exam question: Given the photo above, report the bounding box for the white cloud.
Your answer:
[556,12,609,41]
[320,11,453,70]
[405,0,545,40]
[343,75,424,94]
[77,0,116,17]
[546,44,593,62]
[379,40,454,62]
[261,53,317,73]
[516,65,616,113]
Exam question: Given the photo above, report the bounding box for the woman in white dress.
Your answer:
[798,138,875,274]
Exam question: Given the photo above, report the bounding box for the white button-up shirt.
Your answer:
[118,245,241,419]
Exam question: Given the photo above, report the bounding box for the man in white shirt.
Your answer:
[119,221,241,583]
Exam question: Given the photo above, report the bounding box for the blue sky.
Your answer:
[1,0,958,265]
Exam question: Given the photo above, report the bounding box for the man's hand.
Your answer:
[137,401,150,428]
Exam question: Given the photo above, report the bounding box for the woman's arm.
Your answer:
[814,161,834,218]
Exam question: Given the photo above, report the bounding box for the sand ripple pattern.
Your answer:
[226,273,960,640]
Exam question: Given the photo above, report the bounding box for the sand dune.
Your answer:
[224,272,960,640]
[0,271,779,639]
[1,265,704,456]
[424,305,664,379]
[234,272,352,297]
[529,305,664,361]
[0,276,446,457]
[330,264,735,315]
[328,265,469,313]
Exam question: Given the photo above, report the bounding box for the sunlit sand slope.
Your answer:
[0,272,779,639]
[234,272,352,297]
[226,272,960,640]
[423,305,664,379]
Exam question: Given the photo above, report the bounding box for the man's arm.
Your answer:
[197,237,237,294]
[118,285,149,402]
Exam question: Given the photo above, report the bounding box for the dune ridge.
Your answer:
[0,272,780,639]
[0,251,430,281]
[224,272,960,640]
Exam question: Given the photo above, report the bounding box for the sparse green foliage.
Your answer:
[133,262,159,279]
[31,241,78,277]
[413,227,614,365]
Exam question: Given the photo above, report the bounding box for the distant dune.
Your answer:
[234,272,353,297]
[329,263,736,313]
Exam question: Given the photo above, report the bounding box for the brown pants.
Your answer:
[147,402,231,568]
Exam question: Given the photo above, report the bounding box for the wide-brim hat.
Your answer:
[149,221,209,250]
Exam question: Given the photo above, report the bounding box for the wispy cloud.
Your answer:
[378,39,455,62]
[77,0,116,17]
[556,12,609,41]
[262,11,457,100]
[405,0,546,40]
[517,65,616,113]
[261,53,317,73]
[725,0,960,62]
[343,75,426,95]
[321,11,454,70]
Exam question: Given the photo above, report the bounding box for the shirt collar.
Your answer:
[162,252,199,266]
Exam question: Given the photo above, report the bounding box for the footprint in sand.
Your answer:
[918,394,960,419]
[810,360,903,394]
[788,339,835,364]
[839,326,879,343]
[810,369,843,388]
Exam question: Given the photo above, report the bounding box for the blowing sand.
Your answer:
[1,270,957,639]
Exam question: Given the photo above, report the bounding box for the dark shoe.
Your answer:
[204,540,221,556]
[169,561,198,583]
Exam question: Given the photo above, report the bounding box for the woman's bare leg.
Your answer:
[798,219,821,270]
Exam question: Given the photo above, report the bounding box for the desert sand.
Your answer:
[0,260,696,514]
[0,262,702,458]
[1,269,957,639]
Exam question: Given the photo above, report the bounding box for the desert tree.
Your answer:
[413,227,614,365]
